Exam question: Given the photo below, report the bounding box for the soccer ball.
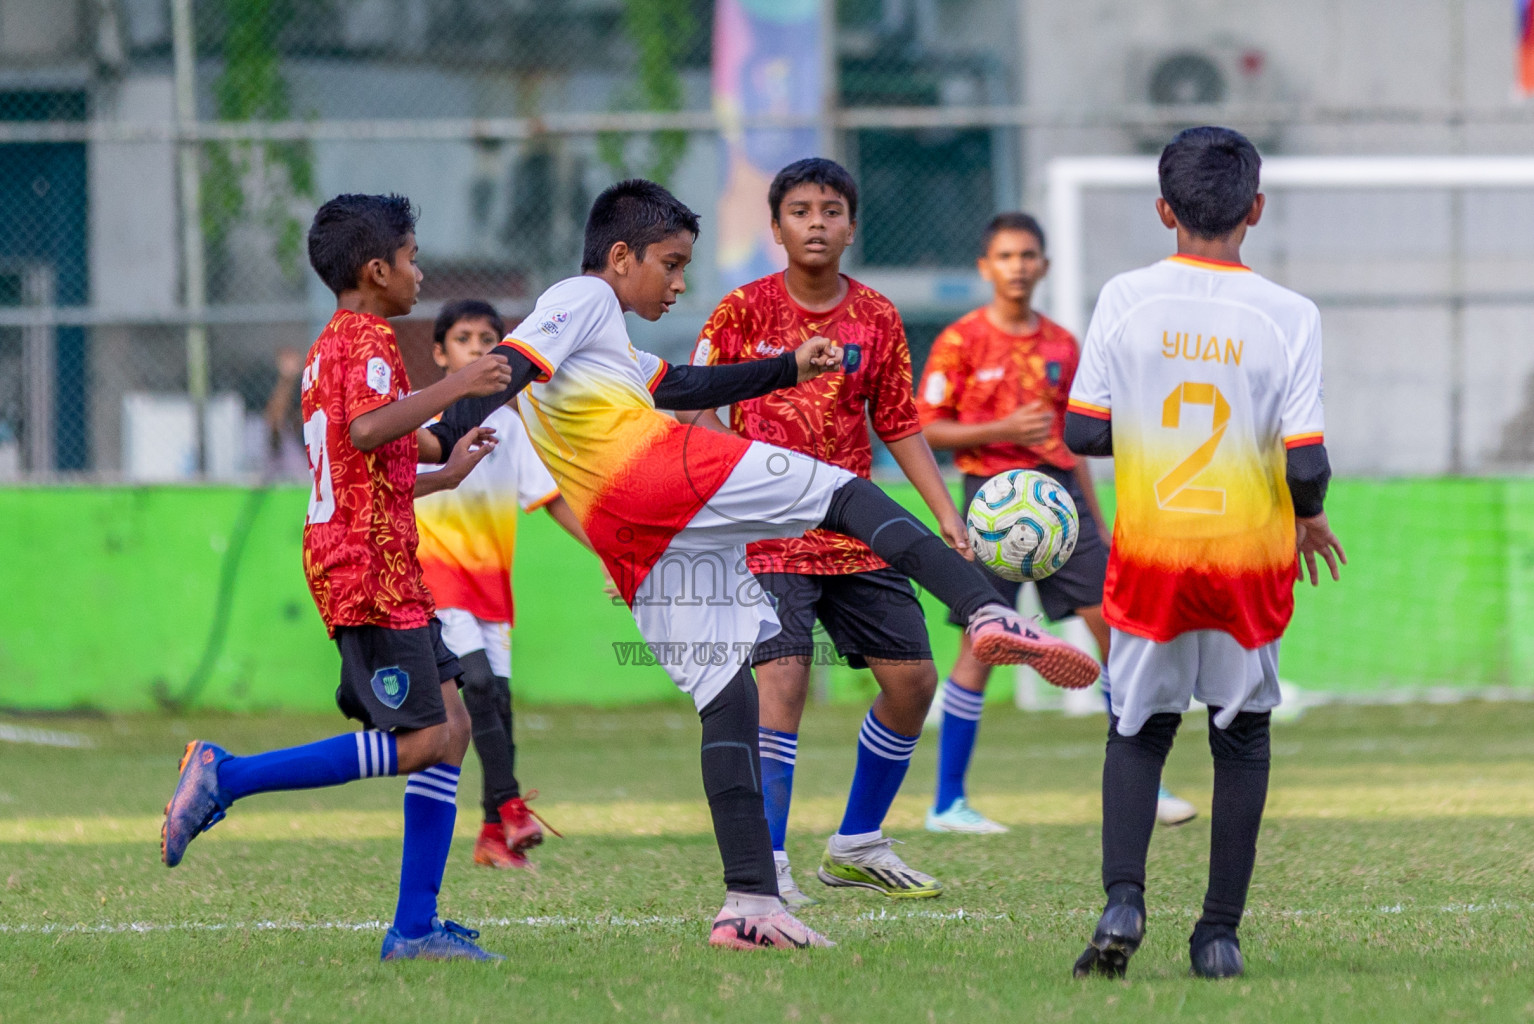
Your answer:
[965,469,1079,582]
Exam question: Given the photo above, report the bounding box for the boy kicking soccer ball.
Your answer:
[161,194,516,962]
[681,158,992,905]
[915,212,1196,834]
[1064,128,1344,980]
[425,178,1098,949]
[416,299,594,870]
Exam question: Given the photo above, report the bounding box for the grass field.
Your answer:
[3,701,1533,1023]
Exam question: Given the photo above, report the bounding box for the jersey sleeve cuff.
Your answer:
[646,360,670,393]
[524,489,560,512]
[344,391,395,425]
[874,422,924,444]
[1284,431,1324,449]
[1067,398,1111,420]
[502,338,555,382]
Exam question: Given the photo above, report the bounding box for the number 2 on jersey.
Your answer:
[1155,382,1228,514]
[303,410,336,524]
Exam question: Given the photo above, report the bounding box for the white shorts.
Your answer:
[435,607,512,679]
[1106,628,1281,737]
[629,442,856,711]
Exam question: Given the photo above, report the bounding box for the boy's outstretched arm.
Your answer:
[884,433,972,559]
[1287,441,1345,585]
[420,345,547,462]
[653,338,842,410]
[352,354,512,453]
[414,426,497,498]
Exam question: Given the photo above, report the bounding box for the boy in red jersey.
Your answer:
[416,299,592,871]
[425,179,1097,949]
[680,161,1094,906]
[161,194,514,962]
[1065,128,1344,980]
[916,213,1196,834]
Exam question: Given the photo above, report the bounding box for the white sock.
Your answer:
[829,829,883,853]
[723,891,784,916]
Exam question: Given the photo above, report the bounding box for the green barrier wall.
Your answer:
[1,479,1530,712]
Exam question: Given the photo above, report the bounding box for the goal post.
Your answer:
[1033,154,1534,707]
[1044,154,1534,337]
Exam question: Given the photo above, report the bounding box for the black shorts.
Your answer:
[333,619,463,732]
[752,567,933,669]
[946,466,1108,626]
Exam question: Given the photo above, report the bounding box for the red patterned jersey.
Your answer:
[692,273,922,575]
[914,308,1080,477]
[300,310,434,635]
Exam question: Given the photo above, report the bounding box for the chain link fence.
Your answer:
[2,0,1533,479]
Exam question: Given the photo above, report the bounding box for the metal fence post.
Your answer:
[172,0,209,477]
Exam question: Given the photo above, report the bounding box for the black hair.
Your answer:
[980,211,1047,256]
[306,193,418,296]
[433,299,505,346]
[768,157,858,223]
[581,179,701,273]
[1158,126,1261,239]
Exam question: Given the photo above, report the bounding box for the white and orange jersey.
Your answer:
[415,403,558,625]
[501,275,753,603]
[1068,254,1325,648]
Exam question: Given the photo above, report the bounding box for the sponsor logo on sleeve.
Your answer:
[539,309,571,337]
[692,337,712,366]
[366,357,391,396]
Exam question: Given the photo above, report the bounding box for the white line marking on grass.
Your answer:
[0,722,95,749]
[2,902,1524,938]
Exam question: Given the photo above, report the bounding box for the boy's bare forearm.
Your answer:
[922,418,998,451]
[886,433,959,520]
[350,377,466,452]
[413,468,459,498]
[545,496,596,553]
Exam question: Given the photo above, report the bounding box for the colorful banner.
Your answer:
[1521,0,1534,95]
[712,0,823,289]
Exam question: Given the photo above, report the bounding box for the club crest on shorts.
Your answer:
[371,666,410,710]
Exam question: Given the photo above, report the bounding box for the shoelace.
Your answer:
[516,790,564,838]
[440,919,480,942]
[851,836,911,868]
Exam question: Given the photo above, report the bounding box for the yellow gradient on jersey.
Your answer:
[416,494,522,588]
[519,362,671,523]
[1112,429,1296,575]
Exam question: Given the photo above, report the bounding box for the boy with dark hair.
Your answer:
[425,177,1098,949]
[161,193,514,962]
[416,299,592,870]
[1065,127,1344,980]
[916,213,1196,834]
[680,158,1054,905]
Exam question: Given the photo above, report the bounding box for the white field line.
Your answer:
[0,722,96,748]
[0,903,1522,938]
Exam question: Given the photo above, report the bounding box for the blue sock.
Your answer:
[394,763,460,940]
[935,680,984,813]
[837,712,919,837]
[758,727,797,852]
[218,731,396,802]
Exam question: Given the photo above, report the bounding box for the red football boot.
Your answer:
[473,822,532,870]
[498,791,561,854]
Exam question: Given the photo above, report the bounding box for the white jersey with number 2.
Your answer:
[1068,254,1325,649]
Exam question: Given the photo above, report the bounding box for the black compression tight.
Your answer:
[819,477,997,622]
[1200,709,1271,930]
[457,650,519,822]
[698,665,779,897]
